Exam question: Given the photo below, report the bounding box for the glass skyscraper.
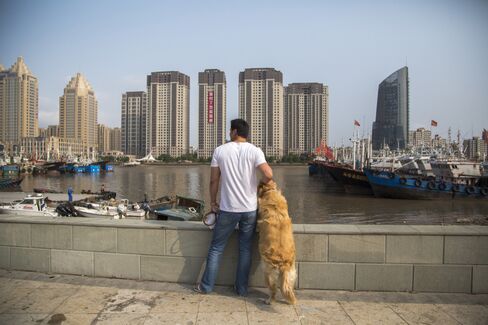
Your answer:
[372,66,409,150]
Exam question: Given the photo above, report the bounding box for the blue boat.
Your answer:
[364,169,488,200]
[85,165,100,173]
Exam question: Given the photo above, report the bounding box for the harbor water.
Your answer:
[17,165,488,225]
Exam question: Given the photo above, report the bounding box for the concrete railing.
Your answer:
[0,215,487,294]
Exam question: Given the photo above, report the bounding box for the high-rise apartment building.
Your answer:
[408,127,432,148]
[482,129,488,145]
[0,57,39,146]
[121,91,147,156]
[110,127,121,152]
[47,125,59,137]
[147,71,189,157]
[59,73,98,150]
[198,69,226,159]
[238,68,284,158]
[372,66,409,150]
[98,124,111,154]
[284,83,329,155]
[463,137,487,161]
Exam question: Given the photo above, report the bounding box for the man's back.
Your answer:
[211,141,266,212]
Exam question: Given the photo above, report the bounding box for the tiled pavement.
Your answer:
[0,270,487,324]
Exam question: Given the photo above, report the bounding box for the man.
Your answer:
[195,119,273,296]
[67,186,73,202]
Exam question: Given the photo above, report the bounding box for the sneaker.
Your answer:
[193,285,207,294]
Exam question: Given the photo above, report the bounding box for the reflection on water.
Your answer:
[19,165,488,225]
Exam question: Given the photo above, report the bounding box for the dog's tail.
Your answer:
[280,263,297,305]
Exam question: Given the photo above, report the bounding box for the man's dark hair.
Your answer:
[230,119,249,138]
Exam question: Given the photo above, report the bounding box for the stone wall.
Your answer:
[0,216,487,293]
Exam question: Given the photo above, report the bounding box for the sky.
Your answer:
[1,0,487,147]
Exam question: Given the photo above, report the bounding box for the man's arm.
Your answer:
[258,163,273,184]
[210,166,221,212]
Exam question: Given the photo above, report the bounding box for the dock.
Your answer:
[0,192,97,203]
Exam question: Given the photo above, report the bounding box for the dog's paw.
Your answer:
[258,298,273,305]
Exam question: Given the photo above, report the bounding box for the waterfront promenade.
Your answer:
[1,269,487,325]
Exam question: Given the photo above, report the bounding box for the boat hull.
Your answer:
[0,207,57,217]
[319,162,373,195]
[364,169,488,200]
[76,207,118,218]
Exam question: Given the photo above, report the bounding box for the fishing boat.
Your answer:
[153,196,205,221]
[0,177,23,190]
[364,167,488,200]
[0,194,58,216]
[320,162,373,195]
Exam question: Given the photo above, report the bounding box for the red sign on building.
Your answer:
[208,91,214,124]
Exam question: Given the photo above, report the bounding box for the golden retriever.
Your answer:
[257,180,297,305]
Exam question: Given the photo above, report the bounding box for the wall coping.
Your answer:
[1,215,487,235]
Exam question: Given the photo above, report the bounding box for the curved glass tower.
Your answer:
[372,66,409,150]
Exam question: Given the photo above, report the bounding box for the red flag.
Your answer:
[354,120,360,127]
[431,120,438,127]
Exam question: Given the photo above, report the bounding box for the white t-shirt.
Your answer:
[211,141,267,212]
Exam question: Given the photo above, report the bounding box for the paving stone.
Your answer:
[340,301,408,324]
[0,223,30,247]
[88,313,146,324]
[414,265,472,293]
[117,228,165,255]
[248,310,300,324]
[436,303,488,325]
[144,312,197,325]
[10,247,50,272]
[2,288,79,314]
[299,262,354,290]
[0,245,9,269]
[246,298,300,324]
[296,300,354,324]
[473,265,488,294]
[197,311,248,325]
[94,253,140,280]
[386,235,443,264]
[294,234,327,262]
[356,264,412,292]
[150,291,203,313]
[51,250,93,276]
[0,313,49,324]
[199,295,246,312]
[100,289,160,314]
[73,226,116,252]
[0,287,33,313]
[54,286,118,313]
[31,224,72,249]
[444,236,488,264]
[329,235,385,263]
[44,313,98,325]
[389,303,459,325]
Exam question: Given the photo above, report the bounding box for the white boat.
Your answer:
[123,161,141,167]
[0,194,58,217]
[75,205,119,218]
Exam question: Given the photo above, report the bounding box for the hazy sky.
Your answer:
[1,0,487,147]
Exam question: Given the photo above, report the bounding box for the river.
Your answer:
[18,165,488,225]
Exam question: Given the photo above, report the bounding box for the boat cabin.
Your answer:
[431,161,481,179]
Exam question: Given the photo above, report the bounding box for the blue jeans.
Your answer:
[200,210,257,296]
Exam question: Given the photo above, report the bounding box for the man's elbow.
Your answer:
[265,169,273,180]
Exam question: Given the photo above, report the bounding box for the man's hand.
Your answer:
[211,202,220,213]
[258,163,273,184]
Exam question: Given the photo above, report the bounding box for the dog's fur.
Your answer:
[257,180,297,305]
